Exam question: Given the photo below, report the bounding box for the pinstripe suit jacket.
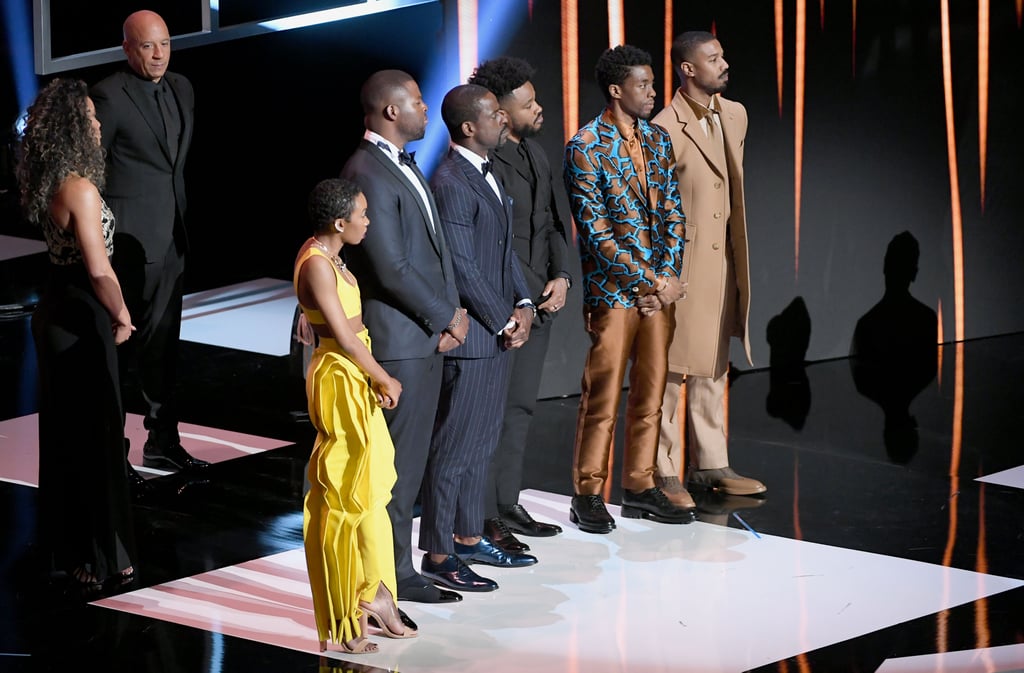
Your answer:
[564,109,686,309]
[430,147,531,359]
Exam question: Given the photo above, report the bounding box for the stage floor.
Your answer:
[1,278,1023,673]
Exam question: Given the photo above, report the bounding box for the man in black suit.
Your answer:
[418,84,538,593]
[341,70,468,605]
[468,58,570,552]
[92,10,207,477]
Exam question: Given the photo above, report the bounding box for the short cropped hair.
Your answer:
[440,83,491,139]
[307,178,362,233]
[670,31,717,71]
[595,44,652,102]
[360,69,415,116]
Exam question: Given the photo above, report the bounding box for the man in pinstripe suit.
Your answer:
[419,84,539,592]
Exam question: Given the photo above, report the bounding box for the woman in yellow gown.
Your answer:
[294,178,416,653]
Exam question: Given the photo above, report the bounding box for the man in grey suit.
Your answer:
[419,84,538,593]
[91,10,207,480]
[341,70,468,605]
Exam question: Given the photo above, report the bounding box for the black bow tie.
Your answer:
[398,150,416,166]
[480,161,492,176]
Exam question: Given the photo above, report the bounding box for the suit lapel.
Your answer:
[672,91,726,178]
[598,114,647,206]
[124,74,173,164]
[363,140,446,259]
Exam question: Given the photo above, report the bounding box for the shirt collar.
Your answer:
[451,143,490,172]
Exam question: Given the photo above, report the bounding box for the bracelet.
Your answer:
[446,310,464,332]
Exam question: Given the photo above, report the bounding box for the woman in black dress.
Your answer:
[17,78,137,592]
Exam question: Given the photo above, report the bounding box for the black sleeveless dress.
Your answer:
[31,197,135,583]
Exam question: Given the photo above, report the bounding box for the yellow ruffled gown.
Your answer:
[294,246,398,646]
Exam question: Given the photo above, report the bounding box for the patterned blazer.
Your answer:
[564,109,686,308]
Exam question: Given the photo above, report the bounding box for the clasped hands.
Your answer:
[638,276,687,317]
[503,306,533,350]
[438,307,469,353]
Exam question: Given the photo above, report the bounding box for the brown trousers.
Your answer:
[573,304,673,495]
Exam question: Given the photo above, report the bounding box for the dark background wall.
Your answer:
[2,0,1023,398]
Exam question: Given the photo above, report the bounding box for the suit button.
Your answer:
[714,182,722,189]
[712,242,721,251]
[713,212,722,219]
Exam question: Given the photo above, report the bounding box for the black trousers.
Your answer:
[114,239,185,447]
[484,319,552,518]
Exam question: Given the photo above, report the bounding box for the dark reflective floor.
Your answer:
[2,296,1023,671]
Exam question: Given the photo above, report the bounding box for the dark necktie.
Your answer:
[480,161,492,176]
[398,149,416,166]
[156,83,180,164]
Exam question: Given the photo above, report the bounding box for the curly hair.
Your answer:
[16,78,105,225]
[307,177,362,233]
[467,57,535,103]
[595,44,652,102]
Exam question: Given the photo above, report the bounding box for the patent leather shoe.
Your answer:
[143,441,210,471]
[498,503,562,537]
[484,517,530,553]
[127,465,154,501]
[421,554,498,592]
[396,574,462,603]
[620,487,695,524]
[454,537,537,567]
[569,494,616,534]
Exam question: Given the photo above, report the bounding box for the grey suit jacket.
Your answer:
[342,139,460,361]
[430,147,531,359]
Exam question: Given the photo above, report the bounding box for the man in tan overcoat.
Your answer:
[651,31,766,507]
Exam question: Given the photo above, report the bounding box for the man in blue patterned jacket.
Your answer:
[563,44,693,533]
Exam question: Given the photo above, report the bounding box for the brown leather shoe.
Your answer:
[688,467,767,496]
[654,475,696,510]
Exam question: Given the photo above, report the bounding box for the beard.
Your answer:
[514,118,543,139]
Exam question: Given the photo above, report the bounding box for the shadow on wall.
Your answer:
[849,231,938,465]
[765,296,812,431]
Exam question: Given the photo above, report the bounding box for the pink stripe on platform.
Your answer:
[0,413,291,487]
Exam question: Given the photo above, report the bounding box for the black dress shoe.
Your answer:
[369,607,418,632]
[484,517,530,553]
[421,554,498,592]
[454,537,537,568]
[127,465,155,501]
[396,574,463,603]
[570,494,616,534]
[143,442,210,471]
[498,503,563,537]
[621,487,695,524]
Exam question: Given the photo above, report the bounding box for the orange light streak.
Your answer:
[937,300,944,387]
[937,341,965,653]
[1018,0,1023,27]
[940,0,966,342]
[608,0,624,47]
[664,0,674,108]
[794,0,806,280]
[819,0,825,30]
[775,0,784,115]
[457,0,478,84]
[979,0,989,209]
[975,484,991,651]
[561,0,579,146]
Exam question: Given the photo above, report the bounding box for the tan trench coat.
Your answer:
[653,90,752,379]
